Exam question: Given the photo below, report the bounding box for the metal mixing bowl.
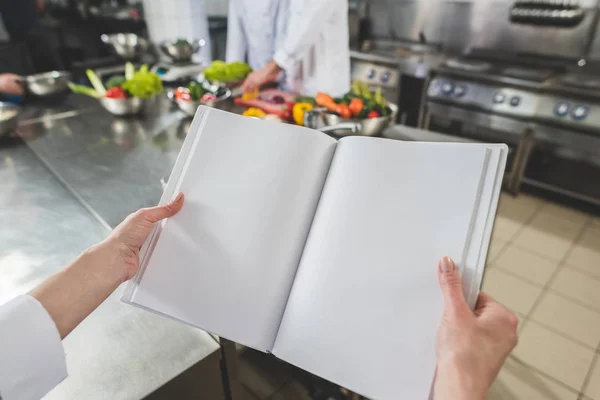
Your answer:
[171,88,232,116]
[306,103,398,137]
[160,39,205,63]
[25,71,72,97]
[0,102,21,137]
[101,33,149,60]
[99,97,154,116]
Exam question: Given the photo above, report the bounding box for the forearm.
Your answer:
[434,361,489,400]
[30,240,125,339]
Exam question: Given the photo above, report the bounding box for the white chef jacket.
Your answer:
[226,0,351,97]
[0,295,66,400]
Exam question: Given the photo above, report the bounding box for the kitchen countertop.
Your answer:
[0,107,222,398]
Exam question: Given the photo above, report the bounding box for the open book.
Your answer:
[122,106,507,399]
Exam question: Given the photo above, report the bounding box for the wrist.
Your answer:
[267,60,283,75]
[82,240,129,286]
[434,359,489,400]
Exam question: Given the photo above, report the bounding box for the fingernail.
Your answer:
[440,256,455,273]
[173,192,183,202]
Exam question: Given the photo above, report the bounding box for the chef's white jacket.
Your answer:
[226,0,351,97]
[0,296,66,400]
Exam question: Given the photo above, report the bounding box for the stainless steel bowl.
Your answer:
[160,39,205,63]
[171,88,232,116]
[306,103,398,137]
[0,102,21,137]
[25,71,72,97]
[101,33,149,60]
[99,97,154,116]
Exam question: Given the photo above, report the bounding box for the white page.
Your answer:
[125,107,337,351]
[273,138,491,399]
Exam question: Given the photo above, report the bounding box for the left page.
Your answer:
[122,107,337,352]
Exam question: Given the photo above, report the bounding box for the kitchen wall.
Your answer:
[367,0,599,60]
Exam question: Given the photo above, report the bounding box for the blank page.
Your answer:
[124,107,337,351]
[273,138,490,399]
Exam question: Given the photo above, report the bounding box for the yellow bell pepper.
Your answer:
[293,102,314,126]
[243,107,267,118]
[242,88,259,100]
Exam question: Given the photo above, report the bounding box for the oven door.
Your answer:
[421,102,534,191]
[524,125,600,206]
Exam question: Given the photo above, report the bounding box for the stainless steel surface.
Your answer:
[19,94,189,228]
[100,33,149,60]
[366,0,598,60]
[319,122,361,134]
[1,117,221,400]
[0,102,21,137]
[160,39,206,63]
[171,89,233,116]
[99,96,155,116]
[25,71,72,97]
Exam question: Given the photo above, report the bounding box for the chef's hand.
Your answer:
[434,256,518,400]
[240,60,282,94]
[0,73,24,96]
[106,192,184,281]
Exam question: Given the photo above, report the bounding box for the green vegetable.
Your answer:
[68,82,101,98]
[203,60,252,82]
[375,86,387,107]
[125,62,135,80]
[86,69,106,96]
[351,81,362,96]
[359,81,372,99]
[121,66,163,99]
[105,75,126,89]
[187,81,206,101]
[295,96,317,106]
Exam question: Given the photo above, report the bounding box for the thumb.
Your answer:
[438,256,470,317]
[142,192,185,223]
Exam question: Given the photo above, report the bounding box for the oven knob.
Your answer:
[493,92,505,104]
[441,82,454,96]
[367,69,377,80]
[510,96,521,107]
[572,105,589,121]
[453,85,467,98]
[381,71,391,84]
[554,101,569,117]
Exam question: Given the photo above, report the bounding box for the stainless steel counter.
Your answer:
[1,105,222,398]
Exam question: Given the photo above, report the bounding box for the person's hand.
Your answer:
[434,256,519,400]
[101,192,185,283]
[240,61,282,94]
[0,73,24,96]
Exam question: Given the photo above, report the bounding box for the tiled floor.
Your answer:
[238,192,600,400]
[484,193,600,400]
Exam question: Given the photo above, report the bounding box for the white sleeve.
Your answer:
[272,0,339,71]
[0,295,67,400]
[225,0,247,63]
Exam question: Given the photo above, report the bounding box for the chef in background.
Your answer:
[226,0,350,97]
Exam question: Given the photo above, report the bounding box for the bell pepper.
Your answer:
[243,107,267,118]
[349,98,364,117]
[105,86,127,99]
[242,88,259,100]
[367,110,381,118]
[293,102,314,125]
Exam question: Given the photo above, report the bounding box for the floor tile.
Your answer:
[566,227,600,279]
[494,215,525,241]
[499,192,544,213]
[482,269,543,315]
[530,291,600,348]
[513,215,583,261]
[550,268,600,311]
[489,357,579,400]
[585,359,600,400]
[495,245,559,286]
[488,238,508,264]
[513,321,596,390]
[538,201,593,225]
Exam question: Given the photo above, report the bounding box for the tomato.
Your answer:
[174,87,192,101]
[105,87,126,99]
[367,110,381,118]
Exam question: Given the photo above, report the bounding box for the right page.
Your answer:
[273,138,504,399]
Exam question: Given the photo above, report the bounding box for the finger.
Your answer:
[141,192,184,224]
[438,256,470,316]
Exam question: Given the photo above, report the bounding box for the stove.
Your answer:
[422,55,600,207]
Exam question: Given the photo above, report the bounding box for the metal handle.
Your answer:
[319,122,361,134]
